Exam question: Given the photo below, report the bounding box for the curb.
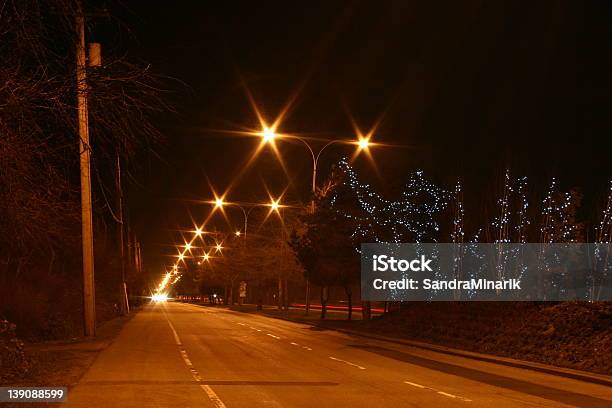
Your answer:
[219,304,612,388]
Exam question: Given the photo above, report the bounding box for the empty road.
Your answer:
[64,302,612,407]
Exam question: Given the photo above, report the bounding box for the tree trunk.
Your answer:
[345,285,352,321]
[256,282,263,310]
[277,276,283,310]
[362,300,371,320]
[283,278,289,311]
[320,286,328,319]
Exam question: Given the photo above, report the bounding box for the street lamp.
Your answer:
[259,130,374,313]
[261,126,278,143]
[208,198,278,243]
[269,198,281,212]
[258,130,370,195]
[357,137,370,150]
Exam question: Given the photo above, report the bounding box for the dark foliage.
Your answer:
[0,0,168,338]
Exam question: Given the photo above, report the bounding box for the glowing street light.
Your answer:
[152,293,168,302]
[261,126,277,143]
[206,199,266,243]
[194,227,204,236]
[203,252,210,261]
[184,243,192,251]
[269,199,280,212]
[357,137,370,150]
[215,243,223,252]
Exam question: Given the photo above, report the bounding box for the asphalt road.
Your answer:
[64,302,612,407]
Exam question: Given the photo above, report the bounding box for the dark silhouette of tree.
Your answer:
[291,166,360,319]
[0,0,170,337]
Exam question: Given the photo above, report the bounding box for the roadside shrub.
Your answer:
[0,319,29,382]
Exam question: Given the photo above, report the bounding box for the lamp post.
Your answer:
[210,197,284,306]
[259,130,371,313]
[212,198,265,244]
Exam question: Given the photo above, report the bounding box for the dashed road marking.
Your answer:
[403,380,472,402]
[289,341,312,350]
[267,333,281,339]
[329,356,366,370]
[403,381,425,389]
[164,313,227,408]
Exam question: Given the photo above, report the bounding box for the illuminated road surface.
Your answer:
[64,302,612,407]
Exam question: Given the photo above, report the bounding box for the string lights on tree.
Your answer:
[329,158,449,245]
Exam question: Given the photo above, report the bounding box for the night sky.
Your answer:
[96,1,611,272]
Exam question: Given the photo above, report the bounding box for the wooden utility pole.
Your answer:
[116,155,130,314]
[76,12,96,337]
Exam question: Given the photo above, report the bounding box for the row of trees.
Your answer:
[175,213,304,310]
[188,157,610,318]
[289,159,612,317]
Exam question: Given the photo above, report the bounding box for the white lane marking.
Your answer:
[329,356,366,370]
[289,341,311,350]
[403,381,425,389]
[403,380,472,402]
[256,329,262,332]
[249,326,257,330]
[237,322,246,326]
[165,316,227,408]
[267,333,281,339]
[170,324,182,346]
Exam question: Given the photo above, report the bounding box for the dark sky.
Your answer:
[96,1,611,272]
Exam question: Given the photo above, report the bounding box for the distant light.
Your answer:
[203,253,210,261]
[270,199,280,212]
[235,231,241,236]
[215,243,223,252]
[194,227,203,236]
[197,261,202,265]
[215,198,224,208]
[357,137,370,150]
[152,293,168,302]
[185,243,192,250]
[178,253,185,261]
[261,127,277,142]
